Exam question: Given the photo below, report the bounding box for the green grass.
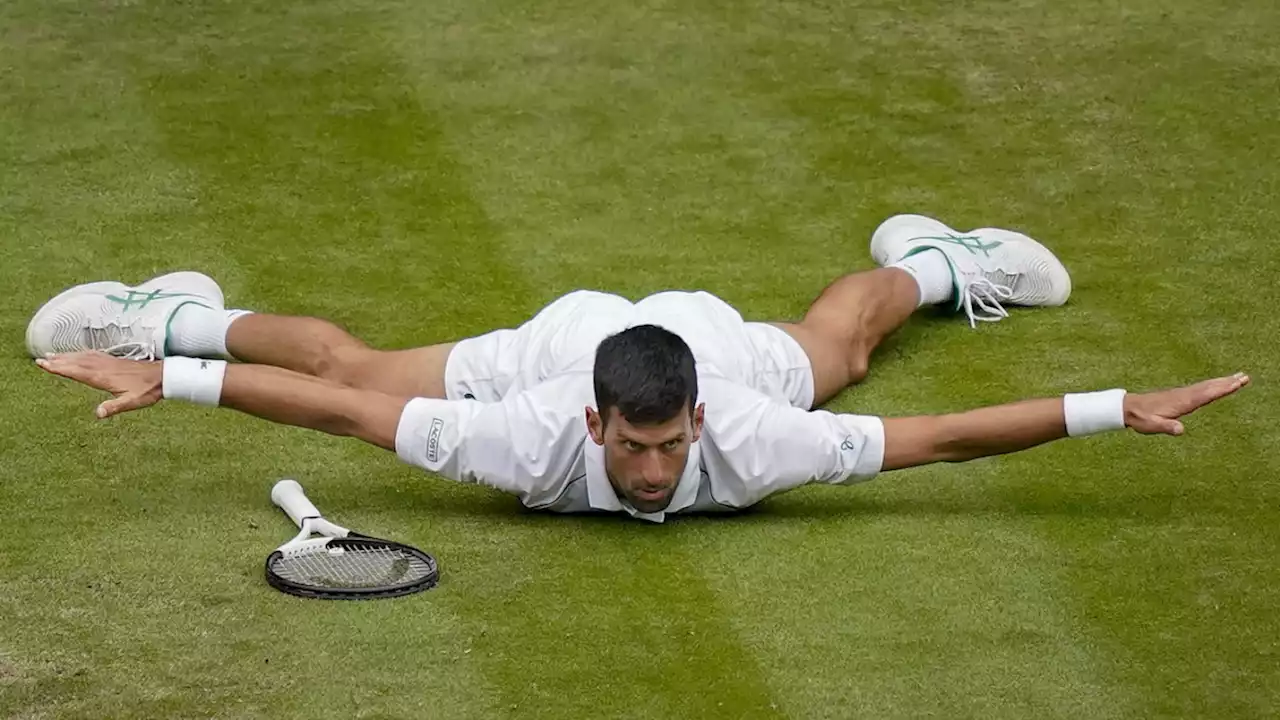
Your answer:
[2,0,1278,717]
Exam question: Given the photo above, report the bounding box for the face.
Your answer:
[586,403,705,513]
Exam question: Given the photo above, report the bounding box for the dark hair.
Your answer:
[593,324,697,426]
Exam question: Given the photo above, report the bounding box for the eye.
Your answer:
[662,439,681,451]
[624,440,644,452]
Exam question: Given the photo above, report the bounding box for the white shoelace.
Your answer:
[88,320,157,360]
[103,342,156,361]
[960,276,1014,328]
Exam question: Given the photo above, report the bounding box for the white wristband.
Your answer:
[162,357,227,407]
[1063,389,1127,437]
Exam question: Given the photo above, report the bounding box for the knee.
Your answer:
[794,320,871,388]
[312,345,372,388]
[845,347,870,386]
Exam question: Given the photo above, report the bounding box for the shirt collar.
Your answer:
[584,438,702,523]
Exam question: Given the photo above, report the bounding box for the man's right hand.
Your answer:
[1123,372,1251,436]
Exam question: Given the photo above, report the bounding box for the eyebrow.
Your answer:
[620,433,686,446]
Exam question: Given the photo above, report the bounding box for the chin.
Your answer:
[630,496,674,513]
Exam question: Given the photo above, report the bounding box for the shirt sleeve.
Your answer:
[393,374,591,508]
[698,376,885,509]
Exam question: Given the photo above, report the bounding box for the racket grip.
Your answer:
[271,479,323,528]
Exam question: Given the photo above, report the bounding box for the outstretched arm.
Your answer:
[881,373,1251,471]
[36,351,589,508]
[36,352,409,450]
[697,372,1252,509]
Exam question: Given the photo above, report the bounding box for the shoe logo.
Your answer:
[910,233,1003,258]
[106,289,201,311]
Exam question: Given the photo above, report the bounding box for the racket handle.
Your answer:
[271,479,323,528]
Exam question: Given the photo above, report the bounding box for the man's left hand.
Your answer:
[37,351,164,419]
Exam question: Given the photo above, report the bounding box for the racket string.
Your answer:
[272,543,434,589]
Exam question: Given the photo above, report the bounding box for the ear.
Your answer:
[586,407,605,445]
[691,403,705,442]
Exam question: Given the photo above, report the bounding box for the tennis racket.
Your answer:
[265,479,438,600]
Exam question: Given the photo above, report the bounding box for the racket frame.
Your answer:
[264,480,438,600]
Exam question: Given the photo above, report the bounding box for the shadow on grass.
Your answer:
[720,489,1181,523]
[337,468,1183,528]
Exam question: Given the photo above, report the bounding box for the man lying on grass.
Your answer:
[30,214,1250,522]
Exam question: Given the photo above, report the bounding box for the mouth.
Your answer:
[633,488,670,502]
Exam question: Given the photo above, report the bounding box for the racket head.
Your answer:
[265,535,439,600]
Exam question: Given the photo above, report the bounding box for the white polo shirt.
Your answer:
[394,370,886,522]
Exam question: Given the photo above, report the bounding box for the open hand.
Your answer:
[1124,372,1251,436]
[36,351,164,419]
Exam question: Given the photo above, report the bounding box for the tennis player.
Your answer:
[29,214,1250,521]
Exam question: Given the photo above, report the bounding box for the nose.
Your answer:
[640,451,668,488]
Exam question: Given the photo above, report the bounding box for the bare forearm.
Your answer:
[882,397,1081,470]
[934,397,1069,462]
[217,364,408,450]
[877,371,1250,472]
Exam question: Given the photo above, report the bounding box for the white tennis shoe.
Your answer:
[870,213,1072,326]
[26,271,225,360]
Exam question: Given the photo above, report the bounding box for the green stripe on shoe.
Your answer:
[105,290,205,311]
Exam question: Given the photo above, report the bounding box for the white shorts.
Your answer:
[443,290,816,410]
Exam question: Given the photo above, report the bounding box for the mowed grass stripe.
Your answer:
[680,511,1139,719]
[369,511,790,719]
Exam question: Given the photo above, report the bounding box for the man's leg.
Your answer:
[170,306,456,399]
[774,213,1073,406]
[226,315,455,398]
[774,266,930,406]
[26,270,474,400]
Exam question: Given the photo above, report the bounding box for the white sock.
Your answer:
[167,306,252,359]
[890,249,955,307]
